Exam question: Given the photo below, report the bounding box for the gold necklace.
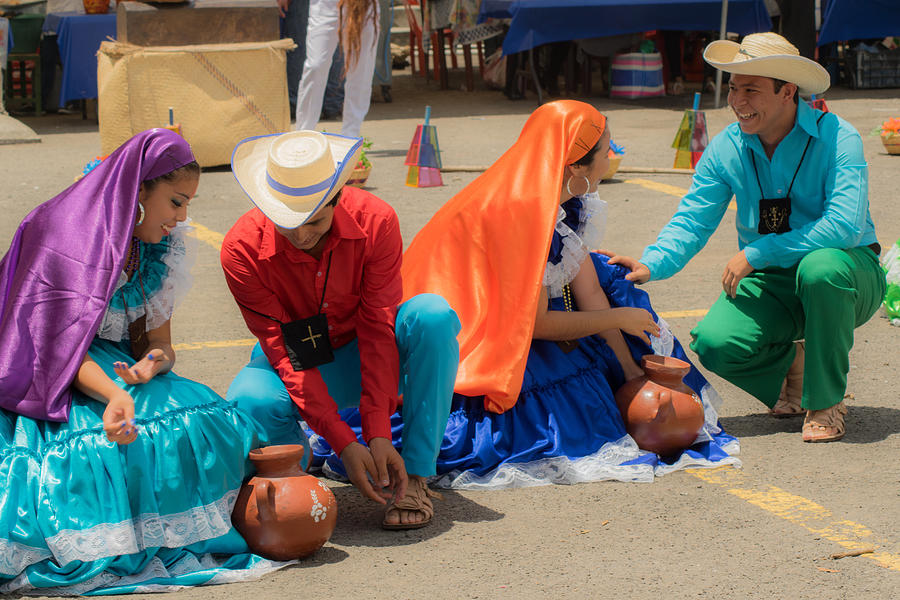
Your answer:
[557,284,579,353]
[562,284,574,312]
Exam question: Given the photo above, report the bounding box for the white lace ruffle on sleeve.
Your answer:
[96,221,197,342]
[542,193,608,298]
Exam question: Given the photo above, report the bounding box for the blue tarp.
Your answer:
[479,0,772,55]
[43,12,116,105]
[818,0,900,46]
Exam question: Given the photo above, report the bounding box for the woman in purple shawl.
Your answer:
[0,130,280,594]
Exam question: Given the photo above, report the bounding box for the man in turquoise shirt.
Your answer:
[610,33,885,443]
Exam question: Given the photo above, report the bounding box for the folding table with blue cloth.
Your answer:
[41,11,116,109]
[476,0,771,102]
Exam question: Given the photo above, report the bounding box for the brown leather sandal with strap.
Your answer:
[771,341,805,418]
[802,401,848,443]
[382,477,442,530]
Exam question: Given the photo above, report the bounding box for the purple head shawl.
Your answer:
[0,129,196,421]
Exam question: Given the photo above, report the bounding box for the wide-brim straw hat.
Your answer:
[232,130,363,229]
[703,32,830,96]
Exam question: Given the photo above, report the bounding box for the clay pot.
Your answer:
[232,445,337,560]
[614,355,705,456]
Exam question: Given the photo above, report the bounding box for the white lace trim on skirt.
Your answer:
[0,540,52,578]
[45,488,238,567]
[434,435,655,490]
[3,552,294,596]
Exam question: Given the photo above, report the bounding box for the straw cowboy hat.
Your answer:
[703,32,830,96]
[232,130,363,229]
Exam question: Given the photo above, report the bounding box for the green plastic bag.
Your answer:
[882,239,900,323]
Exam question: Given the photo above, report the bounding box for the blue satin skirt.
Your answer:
[307,254,739,488]
[0,338,283,595]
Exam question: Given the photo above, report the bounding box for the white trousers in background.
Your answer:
[295,0,378,138]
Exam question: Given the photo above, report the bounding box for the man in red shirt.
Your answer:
[221,131,460,529]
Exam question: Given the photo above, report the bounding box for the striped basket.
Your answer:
[609,52,665,99]
[881,132,900,155]
[347,164,372,188]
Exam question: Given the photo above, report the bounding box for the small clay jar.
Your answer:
[614,355,705,456]
[232,445,337,560]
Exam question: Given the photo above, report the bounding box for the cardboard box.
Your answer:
[98,39,295,167]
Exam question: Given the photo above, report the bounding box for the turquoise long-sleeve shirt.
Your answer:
[640,100,878,281]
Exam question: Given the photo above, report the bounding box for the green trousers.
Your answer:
[690,247,886,411]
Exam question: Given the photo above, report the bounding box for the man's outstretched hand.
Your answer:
[597,250,651,284]
[340,439,408,504]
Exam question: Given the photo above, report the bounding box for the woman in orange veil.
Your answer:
[402,100,652,412]
[309,101,739,487]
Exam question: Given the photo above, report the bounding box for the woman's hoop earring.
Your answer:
[565,175,591,198]
[136,203,145,227]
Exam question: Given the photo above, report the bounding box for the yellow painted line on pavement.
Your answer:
[174,339,256,351]
[174,311,710,352]
[624,178,691,198]
[623,178,736,210]
[657,308,708,319]
[188,222,225,251]
[689,467,900,572]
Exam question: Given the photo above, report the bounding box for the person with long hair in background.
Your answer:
[295,0,379,137]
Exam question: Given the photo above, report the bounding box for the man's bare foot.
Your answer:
[382,475,439,530]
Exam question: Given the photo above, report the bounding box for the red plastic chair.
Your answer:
[403,0,458,82]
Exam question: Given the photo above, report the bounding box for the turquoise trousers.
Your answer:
[690,247,886,411]
[227,293,460,477]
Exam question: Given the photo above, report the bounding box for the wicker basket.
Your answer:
[347,163,372,187]
[83,0,110,14]
[881,132,900,155]
[602,154,623,181]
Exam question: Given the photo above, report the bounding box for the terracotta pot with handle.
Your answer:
[614,355,705,456]
[232,444,337,560]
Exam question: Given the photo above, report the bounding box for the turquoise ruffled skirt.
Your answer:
[0,339,282,595]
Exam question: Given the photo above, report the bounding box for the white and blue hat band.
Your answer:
[232,130,363,229]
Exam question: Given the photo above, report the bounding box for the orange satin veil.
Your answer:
[401,100,607,413]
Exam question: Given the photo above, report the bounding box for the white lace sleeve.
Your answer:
[96,221,196,342]
[144,221,196,331]
[541,193,608,298]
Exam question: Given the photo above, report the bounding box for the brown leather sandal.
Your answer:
[382,478,441,530]
[770,341,805,418]
[802,401,848,443]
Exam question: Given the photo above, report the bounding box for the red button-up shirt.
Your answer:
[221,187,402,454]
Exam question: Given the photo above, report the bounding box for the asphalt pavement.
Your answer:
[2,69,899,599]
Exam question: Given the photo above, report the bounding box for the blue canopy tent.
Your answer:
[818,0,900,46]
[479,0,771,104]
[480,0,771,55]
